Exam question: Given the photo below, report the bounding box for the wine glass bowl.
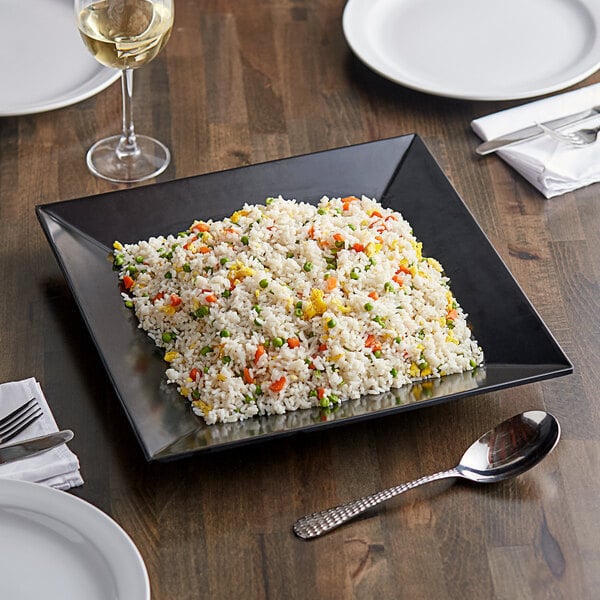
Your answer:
[75,0,173,183]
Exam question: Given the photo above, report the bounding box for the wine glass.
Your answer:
[75,0,174,183]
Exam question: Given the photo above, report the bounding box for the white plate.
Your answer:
[0,480,150,600]
[0,0,119,116]
[343,0,600,101]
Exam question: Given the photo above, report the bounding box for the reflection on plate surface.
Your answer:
[36,136,572,460]
[0,480,149,600]
[0,0,119,116]
[343,0,600,100]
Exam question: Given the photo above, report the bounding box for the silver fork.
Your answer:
[0,398,43,445]
[539,123,600,146]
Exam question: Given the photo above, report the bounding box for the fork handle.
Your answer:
[293,468,459,540]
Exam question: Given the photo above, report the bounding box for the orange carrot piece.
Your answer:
[269,376,286,392]
[255,344,266,363]
[243,367,254,384]
[287,338,300,348]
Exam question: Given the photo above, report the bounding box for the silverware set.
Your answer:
[0,398,73,464]
[476,105,600,155]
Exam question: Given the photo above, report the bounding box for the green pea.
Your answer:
[162,332,175,343]
[222,356,232,364]
[222,290,231,298]
[303,262,313,272]
[220,330,230,338]
[164,271,172,279]
[241,236,249,245]
[135,255,144,264]
[220,257,229,265]
[390,368,398,377]
[259,279,269,288]
[364,303,373,311]
[327,319,336,329]
[273,337,284,348]
[200,346,213,355]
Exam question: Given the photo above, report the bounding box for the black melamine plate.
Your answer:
[36,136,572,460]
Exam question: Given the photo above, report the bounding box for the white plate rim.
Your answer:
[342,0,600,101]
[0,0,120,117]
[0,479,150,599]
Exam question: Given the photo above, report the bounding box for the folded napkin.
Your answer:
[0,378,83,490]
[472,83,600,198]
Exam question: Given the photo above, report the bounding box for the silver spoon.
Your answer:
[293,410,560,540]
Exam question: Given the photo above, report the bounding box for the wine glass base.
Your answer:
[86,135,171,184]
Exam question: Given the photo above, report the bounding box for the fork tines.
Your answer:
[0,398,43,445]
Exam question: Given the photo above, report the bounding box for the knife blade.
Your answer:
[476,106,600,155]
[0,430,73,465]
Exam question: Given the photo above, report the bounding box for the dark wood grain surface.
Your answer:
[1,1,599,598]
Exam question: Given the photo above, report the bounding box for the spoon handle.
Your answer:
[293,467,459,540]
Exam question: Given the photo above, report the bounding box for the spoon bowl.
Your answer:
[293,410,561,540]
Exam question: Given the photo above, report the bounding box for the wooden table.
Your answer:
[1,1,598,598]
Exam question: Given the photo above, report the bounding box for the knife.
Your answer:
[476,106,600,155]
[0,429,73,465]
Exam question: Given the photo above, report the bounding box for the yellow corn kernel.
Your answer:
[159,305,177,315]
[113,241,123,251]
[180,386,190,396]
[365,242,382,257]
[420,367,432,377]
[427,257,443,272]
[192,399,212,416]
[330,354,344,362]
[230,210,248,224]
[217,374,227,382]
[164,351,179,362]
[409,362,421,378]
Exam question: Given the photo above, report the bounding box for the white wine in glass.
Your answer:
[76,0,174,183]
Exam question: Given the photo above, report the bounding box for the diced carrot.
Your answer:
[151,291,165,303]
[198,246,211,254]
[255,344,266,363]
[123,275,134,290]
[205,294,217,303]
[243,367,254,384]
[191,222,210,233]
[318,343,328,352]
[368,291,379,300]
[365,334,382,352]
[287,338,300,348]
[397,265,412,275]
[269,377,286,392]
[447,309,458,320]
[326,277,338,291]
[317,387,326,400]
[375,235,384,245]
[189,368,200,382]
[223,227,236,234]
[342,195,359,202]
[170,294,182,306]
[352,243,365,252]
[308,225,315,239]
[333,233,345,242]
[392,275,403,285]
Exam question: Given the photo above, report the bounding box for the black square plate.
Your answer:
[37,136,572,460]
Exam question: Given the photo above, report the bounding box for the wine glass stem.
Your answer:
[117,69,140,160]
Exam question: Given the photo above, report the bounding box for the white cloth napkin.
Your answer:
[0,378,83,490]
[471,83,600,198]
